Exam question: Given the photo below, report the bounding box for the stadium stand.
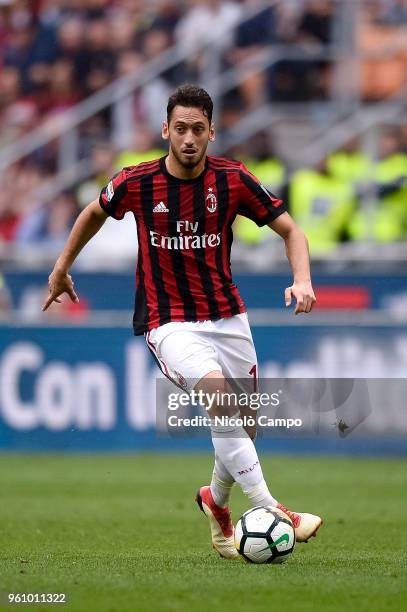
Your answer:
[0,0,406,264]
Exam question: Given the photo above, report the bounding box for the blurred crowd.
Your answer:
[1,0,406,147]
[0,0,406,261]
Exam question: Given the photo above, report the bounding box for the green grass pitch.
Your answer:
[0,454,406,612]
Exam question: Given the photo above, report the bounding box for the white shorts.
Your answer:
[145,313,258,392]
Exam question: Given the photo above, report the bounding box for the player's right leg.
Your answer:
[195,483,237,559]
[146,327,238,559]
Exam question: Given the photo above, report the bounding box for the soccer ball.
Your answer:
[234,506,295,564]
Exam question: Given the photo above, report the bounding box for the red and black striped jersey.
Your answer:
[99,155,286,335]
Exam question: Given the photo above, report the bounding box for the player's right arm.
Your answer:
[42,199,108,311]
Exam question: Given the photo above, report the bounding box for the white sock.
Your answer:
[210,421,278,508]
[210,454,235,507]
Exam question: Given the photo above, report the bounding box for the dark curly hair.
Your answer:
[167,84,213,125]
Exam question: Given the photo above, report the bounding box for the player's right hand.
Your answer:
[42,269,79,311]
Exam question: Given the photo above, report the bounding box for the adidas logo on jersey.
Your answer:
[153,201,169,213]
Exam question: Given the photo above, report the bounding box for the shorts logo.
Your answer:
[206,188,217,213]
[106,181,114,202]
[174,371,187,390]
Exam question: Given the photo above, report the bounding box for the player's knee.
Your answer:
[195,371,236,418]
[195,370,226,395]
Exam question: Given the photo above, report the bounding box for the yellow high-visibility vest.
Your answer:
[348,153,407,242]
[327,151,372,184]
[290,170,355,254]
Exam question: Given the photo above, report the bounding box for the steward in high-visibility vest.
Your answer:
[347,152,407,242]
[327,149,372,184]
[289,167,355,255]
[234,157,285,245]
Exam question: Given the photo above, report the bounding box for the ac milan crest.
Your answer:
[206,188,217,213]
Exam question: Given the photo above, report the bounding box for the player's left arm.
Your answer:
[237,163,315,314]
[268,212,316,315]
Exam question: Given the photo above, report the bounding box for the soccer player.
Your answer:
[44,84,322,559]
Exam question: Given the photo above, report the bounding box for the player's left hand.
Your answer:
[285,281,316,315]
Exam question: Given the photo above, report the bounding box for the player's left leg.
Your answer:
[198,370,322,543]
[197,370,279,508]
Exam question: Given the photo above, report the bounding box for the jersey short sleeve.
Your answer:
[99,169,132,220]
[238,163,287,226]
